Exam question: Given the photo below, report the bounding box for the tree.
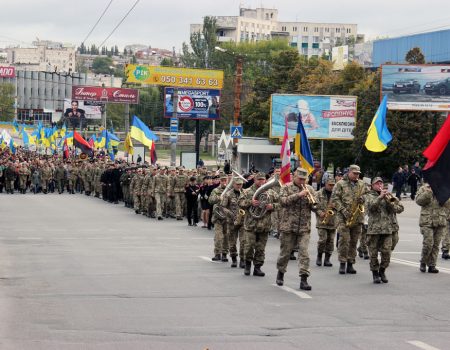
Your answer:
[0,83,15,121]
[92,57,114,74]
[114,45,119,56]
[405,47,425,64]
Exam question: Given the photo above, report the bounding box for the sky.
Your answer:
[1,0,449,51]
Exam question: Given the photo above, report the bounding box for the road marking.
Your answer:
[391,258,450,274]
[392,251,421,254]
[198,256,223,264]
[407,340,441,350]
[272,284,312,299]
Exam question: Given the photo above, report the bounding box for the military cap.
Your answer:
[349,164,361,173]
[168,166,176,171]
[254,172,266,180]
[233,177,244,185]
[371,176,383,184]
[220,173,228,180]
[325,176,336,184]
[294,167,308,179]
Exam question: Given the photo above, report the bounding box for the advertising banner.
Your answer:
[64,99,102,120]
[332,45,349,70]
[270,94,357,140]
[0,66,15,78]
[164,88,220,119]
[381,64,450,111]
[126,64,224,89]
[72,86,139,104]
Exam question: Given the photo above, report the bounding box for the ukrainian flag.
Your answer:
[21,129,31,146]
[295,113,314,175]
[130,115,158,148]
[365,95,392,152]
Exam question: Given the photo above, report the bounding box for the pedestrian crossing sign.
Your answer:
[230,125,243,139]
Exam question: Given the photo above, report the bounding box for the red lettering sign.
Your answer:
[72,86,139,104]
[0,66,15,78]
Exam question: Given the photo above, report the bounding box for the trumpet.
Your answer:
[301,184,318,210]
[383,191,398,203]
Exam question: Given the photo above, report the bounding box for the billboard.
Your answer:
[164,88,220,119]
[0,66,15,78]
[270,94,357,140]
[72,86,139,104]
[381,64,450,111]
[64,99,102,120]
[332,45,349,70]
[125,64,224,89]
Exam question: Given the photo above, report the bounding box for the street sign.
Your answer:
[170,117,178,143]
[125,65,224,89]
[230,125,243,139]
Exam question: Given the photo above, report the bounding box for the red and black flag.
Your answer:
[423,114,450,205]
[73,130,93,157]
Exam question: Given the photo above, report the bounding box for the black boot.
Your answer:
[244,261,251,276]
[357,247,363,258]
[372,270,381,284]
[211,254,221,261]
[419,262,426,272]
[239,259,245,269]
[253,265,265,277]
[379,268,388,283]
[300,274,311,291]
[316,252,323,266]
[276,271,284,286]
[339,262,346,274]
[221,253,228,262]
[428,266,439,273]
[289,251,296,260]
[231,256,237,268]
[324,253,333,267]
[346,262,357,274]
[442,250,450,260]
[363,252,370,260]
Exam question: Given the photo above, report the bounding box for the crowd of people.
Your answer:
[1,147,449,290]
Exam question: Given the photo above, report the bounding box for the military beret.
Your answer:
[349,164,361,173]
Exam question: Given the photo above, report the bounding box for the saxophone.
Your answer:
[249,174,280,219]
[346,184,365,227]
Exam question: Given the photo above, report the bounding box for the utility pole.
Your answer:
[170,90,178,166]
[124,103,130,133]
[233,56,243,144]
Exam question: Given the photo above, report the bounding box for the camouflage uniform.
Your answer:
[277,182,314,277]
[315,187,337,257]
[68,164,79,194]
[442,221,450,257]
[41,165,52,193]
[131,171,144,213]
[209,184,229,258]
[166,172,176,218]
[93,164,103,197]
[18,165,31,192]
[330,173,367,267]
[54,165,66,193]
[120,171,132,207]
[174,171,188,219]
[140,170,154,216]
[416,185,450,270]
[152,171,169,219]
[221,185,244,263]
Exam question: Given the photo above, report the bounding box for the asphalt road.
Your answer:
[0,193,449,349]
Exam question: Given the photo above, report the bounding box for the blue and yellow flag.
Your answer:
[130,115,158,148]
[21,129,31,146]
[294,113,314,175]
[365,95,392,152]
[9,138,16,154]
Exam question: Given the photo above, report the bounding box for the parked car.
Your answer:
[392,80,421,94]
[424,78,450,95]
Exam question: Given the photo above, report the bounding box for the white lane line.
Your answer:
[272,284,312,299]
[391,258,450,274]
[198,256,223,264]
[392,252,421,254]
[407,340,441,350]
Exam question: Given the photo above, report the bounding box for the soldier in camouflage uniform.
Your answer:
[41,163,52,194]
[93,162,104,198]
[166,167,176,218]
[54,162,66,194]
[209,174,229,262]
[140,168,154,217]
[275,168,315,290]
[238,172,276,277]
[366,177,404,284]
[315,176,337,267]
[174,167,188,220]
[67,162,78,194]
[131,168,144,214]
[441,220,450,260]
[331,164,367,275]
[18,162,31,194]
[152,167,169,220]
[220,176,245,268]
[120,168,132,208]
[416,184,450,273]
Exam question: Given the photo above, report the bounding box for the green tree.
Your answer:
[0,83,15,121]
[92,57,114,74]
[405,47,425,64]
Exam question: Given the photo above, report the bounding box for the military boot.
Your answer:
[253,265,265,277]
[244,261,251,276]
[357,247,363,258]
[372,270,381,284]
[221,253,228,262]
[300,275,312,291]
[211,254,221,261]
[442,250,450,260]
[419,262,426,272]
[363,251,370,260]
[316,252,323,266]
[239,259,245,269]
[289,251,297,260]
[231,256,237,268]
[276,271,284,286]
[428,266,439,273]
[339,262,346,274]
[324,253,333,267]
[379,268,388,283]
[346,262,357,274]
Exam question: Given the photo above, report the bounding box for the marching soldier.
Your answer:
[238,172,276,277]
[55,162,66,194]
[315,176,337,267]
[132,168,144,214]
[366,177,404,283]
[442,220,450,260]
[152,167,169,220]
[18,162,30,194]
[275,168,315,290]
[174,167,188,220]
[41,162,52,194]
[209,174,229,262]
[166,167,176,218]
[331,164,367,275]
[416,184,450,273]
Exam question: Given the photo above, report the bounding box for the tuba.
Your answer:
[249,174,280,219]
[213,170,247,221]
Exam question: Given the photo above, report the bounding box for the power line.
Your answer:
[81,0,115,46]
[98,0,141,48]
